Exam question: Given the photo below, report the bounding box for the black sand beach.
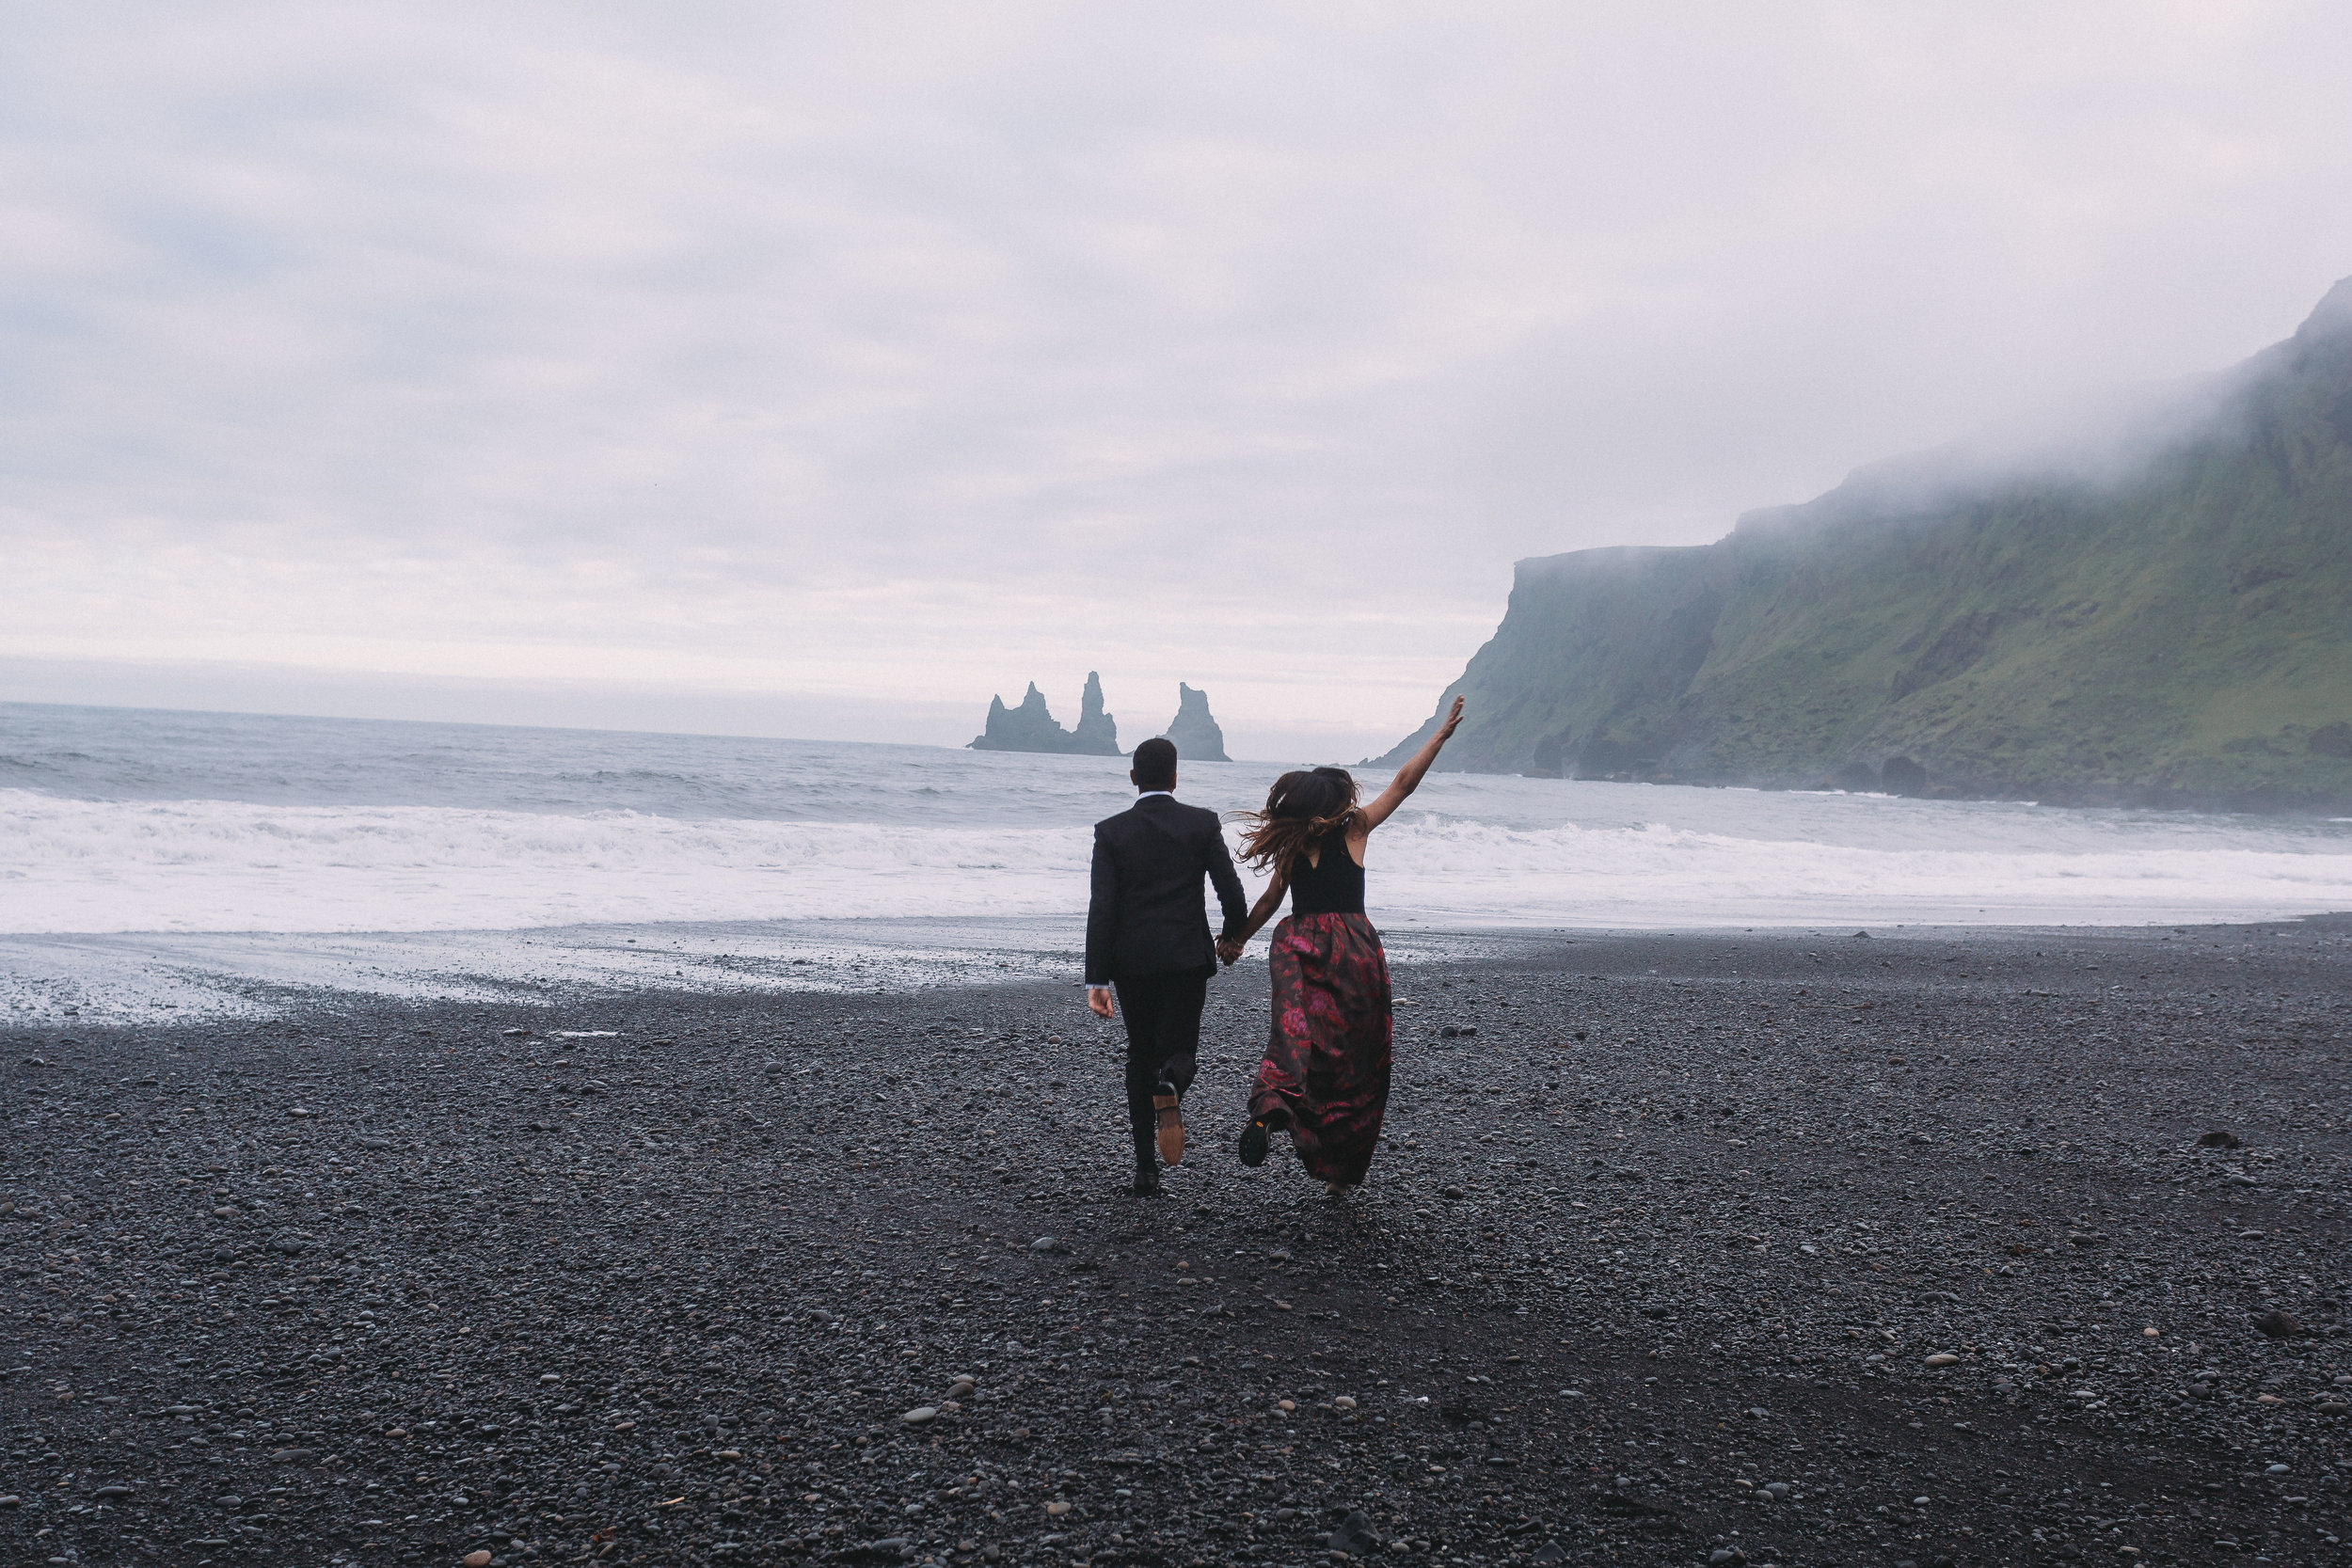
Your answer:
[5,920,2349,1567]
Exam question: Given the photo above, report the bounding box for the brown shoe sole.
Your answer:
[1153,1094,1184,1165]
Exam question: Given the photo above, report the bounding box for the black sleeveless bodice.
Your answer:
[1288,832,1366,916]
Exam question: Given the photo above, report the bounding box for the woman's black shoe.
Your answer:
[1237,1117,1272,1168]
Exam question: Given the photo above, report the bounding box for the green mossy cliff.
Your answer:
[1376,278,2352,811]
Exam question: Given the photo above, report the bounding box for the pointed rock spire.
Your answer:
[1069,672,1120,755]
[1161,683,1229,762]
[968,674,1120,754]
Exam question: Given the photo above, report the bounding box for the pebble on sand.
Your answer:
[1924,1353,1962,1367]
[902,1406,939,1425]
[464,1553,493,1567]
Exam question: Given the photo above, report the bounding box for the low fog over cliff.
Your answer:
[1376,277,2352,812]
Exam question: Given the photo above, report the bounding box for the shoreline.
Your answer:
[5,921,2349,1565]
[8,910,2352,1030]
[1420,768,2352,821]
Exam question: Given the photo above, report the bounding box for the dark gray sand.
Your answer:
[5,920,2350,1567]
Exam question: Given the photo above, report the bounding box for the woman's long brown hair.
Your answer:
[1235,767,1362,875]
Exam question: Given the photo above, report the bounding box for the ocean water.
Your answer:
[4,701,2350,1019]
[8,700,2352,933]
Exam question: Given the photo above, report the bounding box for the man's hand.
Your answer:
[1216,937,1244,966]
[1087,986,1116,1019]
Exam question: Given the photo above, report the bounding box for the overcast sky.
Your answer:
[6,2,2351,760]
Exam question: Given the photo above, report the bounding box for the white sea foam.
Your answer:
[0,791,1086,933]
[5,703,2350,1022]
[5,787,2349,936]
[1372,815,2352,927]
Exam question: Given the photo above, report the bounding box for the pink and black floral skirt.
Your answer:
[1248,912,1393,1186]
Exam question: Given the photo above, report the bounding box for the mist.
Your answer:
[5,4,2352,752]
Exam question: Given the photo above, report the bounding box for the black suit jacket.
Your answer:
[1084,795,1249,986]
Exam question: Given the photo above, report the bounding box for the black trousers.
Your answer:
[1113,967,1208,1167]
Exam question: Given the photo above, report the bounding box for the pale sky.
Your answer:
[6,2,2351,760]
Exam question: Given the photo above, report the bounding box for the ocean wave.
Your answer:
[1371,816,2352,926]
[4,788,2349,935]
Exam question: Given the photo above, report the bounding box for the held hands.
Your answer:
[1087,986,1116,1019]
[1216,937,1245,966]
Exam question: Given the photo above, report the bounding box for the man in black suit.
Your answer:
[1086,736,1249,1196]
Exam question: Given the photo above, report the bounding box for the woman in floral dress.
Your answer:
[1218,696,1465,1196]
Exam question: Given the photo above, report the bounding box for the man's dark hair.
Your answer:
[1132,737,1178,791]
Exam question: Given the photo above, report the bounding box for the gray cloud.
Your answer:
[4,2,2351,757]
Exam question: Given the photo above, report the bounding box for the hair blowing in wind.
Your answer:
[1235,768,1364,875]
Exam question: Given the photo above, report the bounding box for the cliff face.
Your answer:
[968,673,1121,755]
[1160,683,1230,762]
[1376,277,2352,811]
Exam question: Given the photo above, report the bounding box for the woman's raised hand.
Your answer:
[1436,694,1466,742]
[1360,695,1465,832]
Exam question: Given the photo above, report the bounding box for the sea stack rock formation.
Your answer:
[1069,672,1120,755]
[968,673,1120,755]
[1160,683,1230,762]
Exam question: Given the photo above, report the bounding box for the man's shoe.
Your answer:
[1237,1116,1272,1169]
[1130,1167,1163,1197]
[1153,1093,1185,1165]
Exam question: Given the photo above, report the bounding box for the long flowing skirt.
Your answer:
[1248,912,1392,1185]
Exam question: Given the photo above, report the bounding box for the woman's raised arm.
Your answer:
[1358,695,1465,833]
